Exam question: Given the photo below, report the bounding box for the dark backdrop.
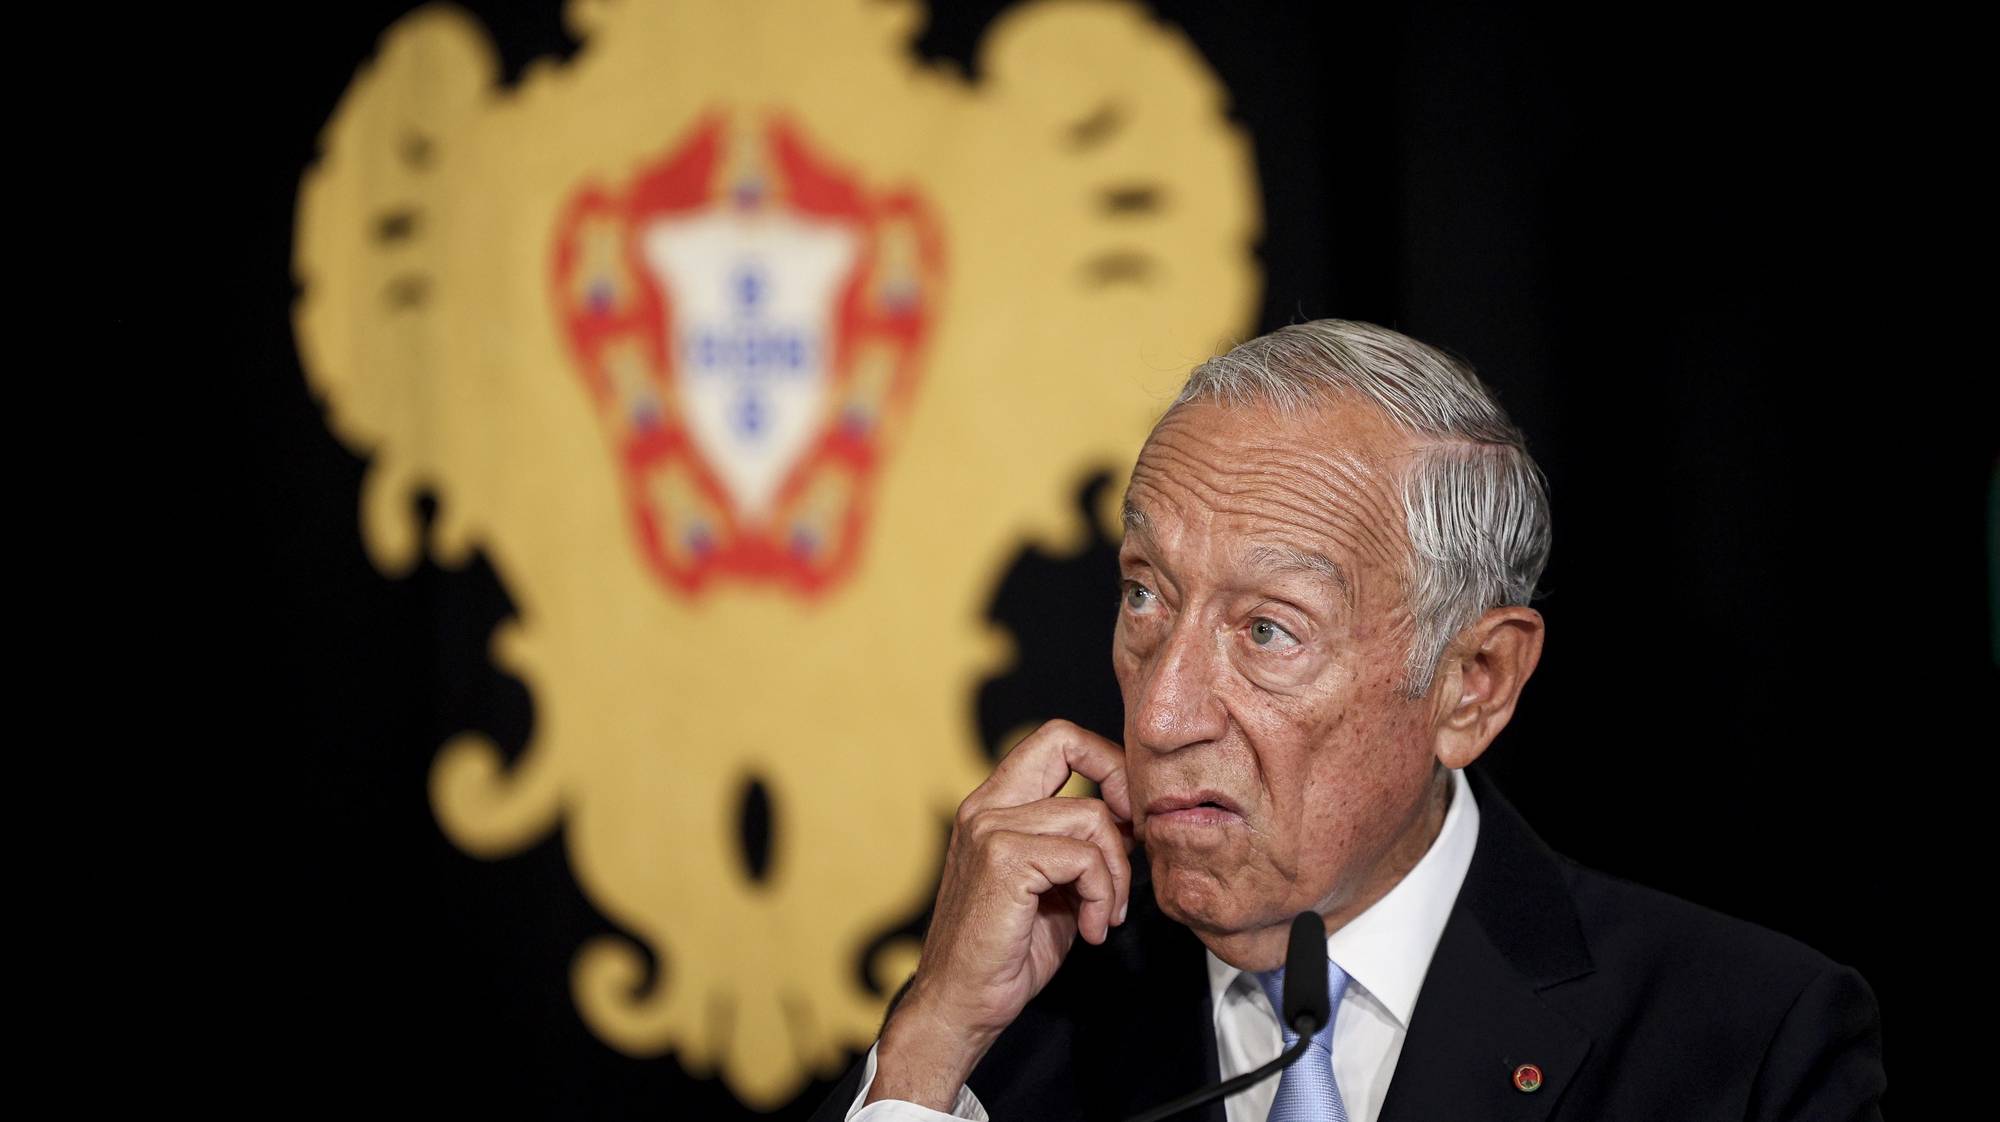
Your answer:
[189,1,1989,1116]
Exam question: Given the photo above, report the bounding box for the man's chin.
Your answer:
[1149,861,1250,935]
[1149,858,1299,969]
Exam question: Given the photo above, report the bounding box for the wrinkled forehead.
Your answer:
[1121,399,1417,582]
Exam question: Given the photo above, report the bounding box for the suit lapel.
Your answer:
[1378,766,1596,1122]
[1082,847,1227,1122]
[1126,912,1226,1122]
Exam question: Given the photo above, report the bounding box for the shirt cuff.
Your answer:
[847,1040,990,1121]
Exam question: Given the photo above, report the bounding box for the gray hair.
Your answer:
[1168,319,1550,698]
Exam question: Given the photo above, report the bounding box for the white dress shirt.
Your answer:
[850,767,1480,1122]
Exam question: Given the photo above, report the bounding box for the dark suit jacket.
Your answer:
[814,765,1885,1120]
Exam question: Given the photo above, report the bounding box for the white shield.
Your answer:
[643,208,860,524]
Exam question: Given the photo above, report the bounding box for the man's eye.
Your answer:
[1249,619,1299,650]
[1121,581,1155,611]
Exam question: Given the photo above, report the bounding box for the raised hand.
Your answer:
[866,720,1134,1110]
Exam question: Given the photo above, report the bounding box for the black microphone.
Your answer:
[1279,909,1331,1038]
[1122,911,1328,1122]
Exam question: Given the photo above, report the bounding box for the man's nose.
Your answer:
[1130,618,1228,754]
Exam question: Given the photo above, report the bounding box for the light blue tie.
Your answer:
[1254,959,1350,1122]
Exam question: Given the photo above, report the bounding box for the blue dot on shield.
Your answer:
[736,390,765,436]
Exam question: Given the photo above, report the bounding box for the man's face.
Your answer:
[1114,397,1449,959]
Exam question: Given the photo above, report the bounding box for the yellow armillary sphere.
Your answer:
[294,0,1258,1107]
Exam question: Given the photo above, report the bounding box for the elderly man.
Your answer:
[813,320,1885,1121]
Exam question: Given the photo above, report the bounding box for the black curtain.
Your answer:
[179,1,1987,1116]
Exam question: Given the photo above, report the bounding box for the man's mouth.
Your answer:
[1145,790,1245,828]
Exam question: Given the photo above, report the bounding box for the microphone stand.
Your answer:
[1122,1031,1314,1122]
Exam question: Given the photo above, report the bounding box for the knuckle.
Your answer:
[1076,800,1120,846]
[1079,856,1111,893]
[954,792,982,829]
[1087,800,1118,832]
[961,806,994,840]
[980,829,1020,867]
[1021,718,1071,751]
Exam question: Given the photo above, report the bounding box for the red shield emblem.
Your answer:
[553,114,944,597]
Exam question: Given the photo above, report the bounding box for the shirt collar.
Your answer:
[1204,765,1481,1031]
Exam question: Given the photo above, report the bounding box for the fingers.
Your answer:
[891,726,1138,1077]
[988,830,1120,944]
[964,719,1133,821]
[970,797,1133,927]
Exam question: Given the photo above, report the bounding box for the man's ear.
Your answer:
[1431,606,1545,770]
